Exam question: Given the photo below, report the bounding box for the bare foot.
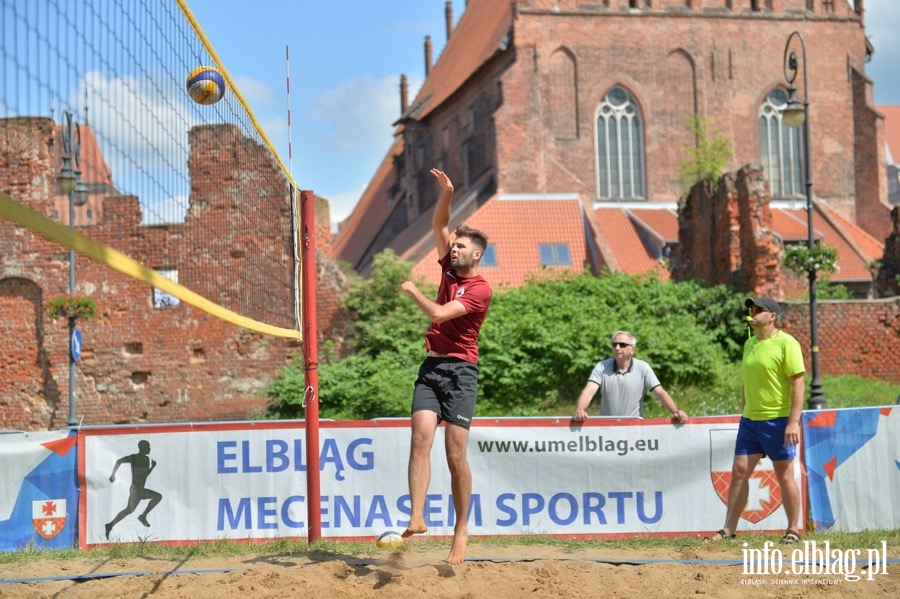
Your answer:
[446,529,467,565]
[702,528,735,543]
[402,516,428,538]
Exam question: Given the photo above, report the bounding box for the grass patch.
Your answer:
[583,368,898,420]
[2,529,898,565]
[539,368,900,420]
[819,375,900,408]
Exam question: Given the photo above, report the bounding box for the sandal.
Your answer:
[703,529,736,542]
[780,529,801,544]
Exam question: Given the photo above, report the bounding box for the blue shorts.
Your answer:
[734,417,796,462]
[412,357,478,429]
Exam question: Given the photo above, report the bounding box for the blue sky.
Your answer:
[185,0,900,227]
[184,0,468,227]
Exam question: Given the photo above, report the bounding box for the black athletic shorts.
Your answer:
[411,357,478,429]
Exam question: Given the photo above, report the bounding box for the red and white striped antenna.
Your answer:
[285,44,293,179]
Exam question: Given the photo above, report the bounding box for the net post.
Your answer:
[300,189,321,543]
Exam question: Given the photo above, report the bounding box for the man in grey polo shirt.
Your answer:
[572,331,687,422]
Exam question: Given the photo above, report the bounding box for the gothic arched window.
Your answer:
[759,87,803,198]
[597,87,645,200]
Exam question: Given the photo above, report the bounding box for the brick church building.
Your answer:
[334,0,891,287]
[333,0,899,386]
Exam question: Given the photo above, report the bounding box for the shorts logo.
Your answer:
[456,288,466,298]
[457,415,470,422]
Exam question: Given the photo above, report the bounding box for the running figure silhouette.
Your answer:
[104,439,162,540]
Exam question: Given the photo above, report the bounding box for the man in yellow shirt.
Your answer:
[710,297,805,544]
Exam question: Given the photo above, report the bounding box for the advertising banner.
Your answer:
[80,416,803,546]
[0,429,78,552]
[803,406,900,531]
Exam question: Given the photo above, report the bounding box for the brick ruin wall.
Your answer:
[0,117,351,431]
[674,164,900,384]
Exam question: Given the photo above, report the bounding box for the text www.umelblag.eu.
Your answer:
[476,436,660,456]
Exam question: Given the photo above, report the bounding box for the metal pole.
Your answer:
[804,106,825,409]
[786,32,826,410]
[68,189,77,426]
[56,110,80,427]
[300,189,321,542]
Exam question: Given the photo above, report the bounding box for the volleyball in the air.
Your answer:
[375,530,404,548]
[186,66,225,105]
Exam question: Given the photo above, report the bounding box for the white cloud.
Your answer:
[310,74,402,155]
[304,73,423,227]
[233,75,280,106]
[328,184,369,228]
[141,195,189,225]
[865,0,900,104]
[73,70,196,203]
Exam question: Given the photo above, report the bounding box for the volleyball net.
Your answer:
[0,0,301,338]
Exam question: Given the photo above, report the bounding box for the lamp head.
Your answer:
[73,172,89,206]
[783,85,805,128]
[56,155,77,195]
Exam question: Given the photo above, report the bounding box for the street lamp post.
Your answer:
[56,111,89,427]
[782,31,826,410]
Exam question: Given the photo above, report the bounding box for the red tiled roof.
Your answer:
[404,0,514,121]
[410,198,590,288]
[776,205,881,282]
[331,136,404,265]
[590,201,882,285]
[335,0,514,269]
[772,207,816,243]
[592,206,670,281]
[823,206,886,262]
[878,105,900,165]
[627,207,679,243]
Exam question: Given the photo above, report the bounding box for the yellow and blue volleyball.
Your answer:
[375,531,403,548]
[186,66,225,105]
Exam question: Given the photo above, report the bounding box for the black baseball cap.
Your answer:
[745,297,780,315]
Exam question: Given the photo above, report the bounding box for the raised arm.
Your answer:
[430,169,453,257]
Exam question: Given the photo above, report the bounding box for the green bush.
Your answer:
[476,270,740,415]
[266,250,432,420]
[676,115,733,195]
[264,250,899,421]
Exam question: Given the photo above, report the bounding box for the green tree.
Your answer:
[676,115,733,196]
[814,276,853,300]
[476,270,743,415]
[342,250,435,355]
[265,253,751,420]
[265,249,433,420]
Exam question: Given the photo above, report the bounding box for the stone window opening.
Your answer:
[759,87,804,198]
[596,86,645,200]
[152,268,181,308]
